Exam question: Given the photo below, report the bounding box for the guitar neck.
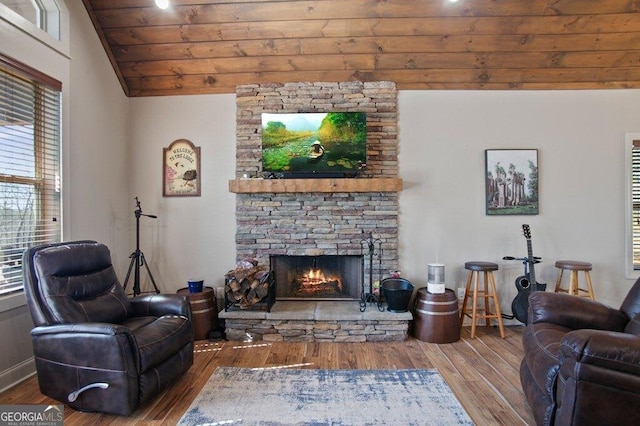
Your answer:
[526,239,537,285]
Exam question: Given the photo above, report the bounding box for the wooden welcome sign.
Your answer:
[163,139,201,197]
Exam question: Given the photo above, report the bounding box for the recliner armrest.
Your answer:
[555,329,640,425]
[529,291,628,331]
[31,323,131,337]
[130,294,192,321]
[31,323,139,372]
[560,329,640,376]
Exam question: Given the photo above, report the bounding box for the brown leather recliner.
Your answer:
[520,278,640,425]
[23,241,194,416]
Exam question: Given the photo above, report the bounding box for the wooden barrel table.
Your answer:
[177,286,218,340]
[413,287,460,343]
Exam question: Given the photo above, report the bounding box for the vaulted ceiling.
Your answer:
[82,0,640,97]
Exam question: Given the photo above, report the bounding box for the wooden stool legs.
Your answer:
[460,262,506,339]
[554,260,595,300]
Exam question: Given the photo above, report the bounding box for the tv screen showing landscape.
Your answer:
[261,112,367,176]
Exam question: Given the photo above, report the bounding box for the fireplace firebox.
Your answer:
[271,255,363,301]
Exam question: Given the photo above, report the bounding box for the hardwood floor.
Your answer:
[0,326,534,425]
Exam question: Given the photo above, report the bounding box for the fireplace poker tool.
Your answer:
[360,232,384,312]
[123,197,160,296]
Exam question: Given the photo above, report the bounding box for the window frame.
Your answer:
[0,0,60,39]
[0,1,69,58]
[625,132,640,279]
[0,53,62,295]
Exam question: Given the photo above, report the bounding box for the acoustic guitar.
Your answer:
[510,224,546,324]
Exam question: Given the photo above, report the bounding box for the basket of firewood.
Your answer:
[224,259,273,310]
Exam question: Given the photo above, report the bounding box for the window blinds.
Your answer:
[632,141,640,270]
[0,56,61,294]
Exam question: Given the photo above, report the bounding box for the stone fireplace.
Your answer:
[232,81,400,270]
[219,81,411,342]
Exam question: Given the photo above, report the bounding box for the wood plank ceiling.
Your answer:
[82,0,640,97]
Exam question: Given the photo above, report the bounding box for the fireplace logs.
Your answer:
[224,259,272,309]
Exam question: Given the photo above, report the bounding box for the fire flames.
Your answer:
[296,268,343,295]
[305,268,326,284]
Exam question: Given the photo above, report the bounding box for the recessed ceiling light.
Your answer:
[155,0,169,9]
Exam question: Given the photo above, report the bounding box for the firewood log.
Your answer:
[228,279,240,292]
[242,289,261,307]
[240,278,251,293]
[255,270,270,282]
[234,266,257,282]
[254,281,269,299]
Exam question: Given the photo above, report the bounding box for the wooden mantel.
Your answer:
[228,177,403,193]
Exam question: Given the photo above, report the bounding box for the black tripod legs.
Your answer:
[139,252,160,295]
[123,250,160,296]
[123,252,136,293]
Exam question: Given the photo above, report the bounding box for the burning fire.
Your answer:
[300,268,342,292]
[306,268,325,284]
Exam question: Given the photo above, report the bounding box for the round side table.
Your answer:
[413,287,460,343]
[177,286,218,340]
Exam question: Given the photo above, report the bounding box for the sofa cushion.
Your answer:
[522,322,571,398]
[520,361,555,426]
[620,276,640,320]
[122,316,156,332]
[625,313,640,336]
[529,291,628,331]
[131,315,192,372]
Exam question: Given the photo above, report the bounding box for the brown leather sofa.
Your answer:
[23,241,194,415]
[520,278,640,425]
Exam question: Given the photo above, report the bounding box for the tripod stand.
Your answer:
[123,197,160,296]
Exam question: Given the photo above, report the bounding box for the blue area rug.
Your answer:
[178,367,473,425]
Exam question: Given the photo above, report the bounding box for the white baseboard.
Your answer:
[0,357,36,393]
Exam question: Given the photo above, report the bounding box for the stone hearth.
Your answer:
[219,301,412,342]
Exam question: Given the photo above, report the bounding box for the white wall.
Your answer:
[127,95,237,294]
[66,1,130,264]
[127,89,640,321]
[398,90,640,315]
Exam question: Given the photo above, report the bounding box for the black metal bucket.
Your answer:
[381,278,415,313]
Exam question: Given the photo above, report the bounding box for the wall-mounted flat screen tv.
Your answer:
[261,112,367,178]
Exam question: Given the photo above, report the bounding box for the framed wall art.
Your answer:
[163,139,201,197]
[485,149,538,215]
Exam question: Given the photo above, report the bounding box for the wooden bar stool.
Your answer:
[554,260,595,300]
[459,261,506,339]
